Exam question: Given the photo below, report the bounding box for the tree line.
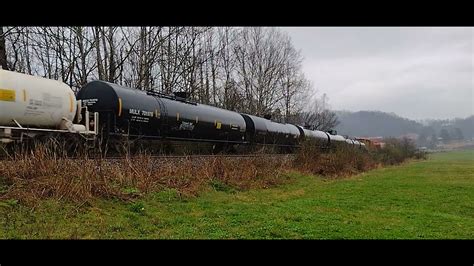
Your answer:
[0,26,339,130]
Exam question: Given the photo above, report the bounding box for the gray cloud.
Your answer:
[280,27,473,120]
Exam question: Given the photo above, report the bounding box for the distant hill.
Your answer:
[335,111,424,138]
[334,111,474,141]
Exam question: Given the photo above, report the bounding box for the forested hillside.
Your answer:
[335,111,424,137]
[335,111,474,141]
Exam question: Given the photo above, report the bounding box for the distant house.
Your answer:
[398,133,419,141]
[356,136,385,149]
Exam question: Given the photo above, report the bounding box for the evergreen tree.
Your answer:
[439,128,451,142]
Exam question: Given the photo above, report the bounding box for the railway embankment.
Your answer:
[0,139,423,205]
[0,149,472,239]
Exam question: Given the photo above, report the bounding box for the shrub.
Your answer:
[293,137,423,177]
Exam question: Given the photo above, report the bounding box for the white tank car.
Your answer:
[0,69,77,128]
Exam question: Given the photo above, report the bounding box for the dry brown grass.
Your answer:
[292,141,379,178]
[0,144,293,205]
[0,139,420,205]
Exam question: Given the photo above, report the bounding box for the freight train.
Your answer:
[0,69,365,154]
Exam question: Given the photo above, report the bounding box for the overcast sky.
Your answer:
[280,27,473,120]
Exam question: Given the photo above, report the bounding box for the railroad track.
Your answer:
[0,152,296,161]
[79,153,296,160]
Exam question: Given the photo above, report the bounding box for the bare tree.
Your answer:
[2,26,319,122]
[0,27,9,70]
[215,27,238,110]
[299,93,340,131]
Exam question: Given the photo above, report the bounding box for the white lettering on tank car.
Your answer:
[130,116,150,123]
[141,110,154,117]
[82,98,98,106]
[179,121,195,131]
[129,108,154,117]
[129,109,140,115]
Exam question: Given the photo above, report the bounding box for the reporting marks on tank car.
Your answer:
[82,98,98,106]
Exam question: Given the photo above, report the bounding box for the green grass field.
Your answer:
[1,149,473,239]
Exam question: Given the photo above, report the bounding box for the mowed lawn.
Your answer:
[1,150,473,239]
